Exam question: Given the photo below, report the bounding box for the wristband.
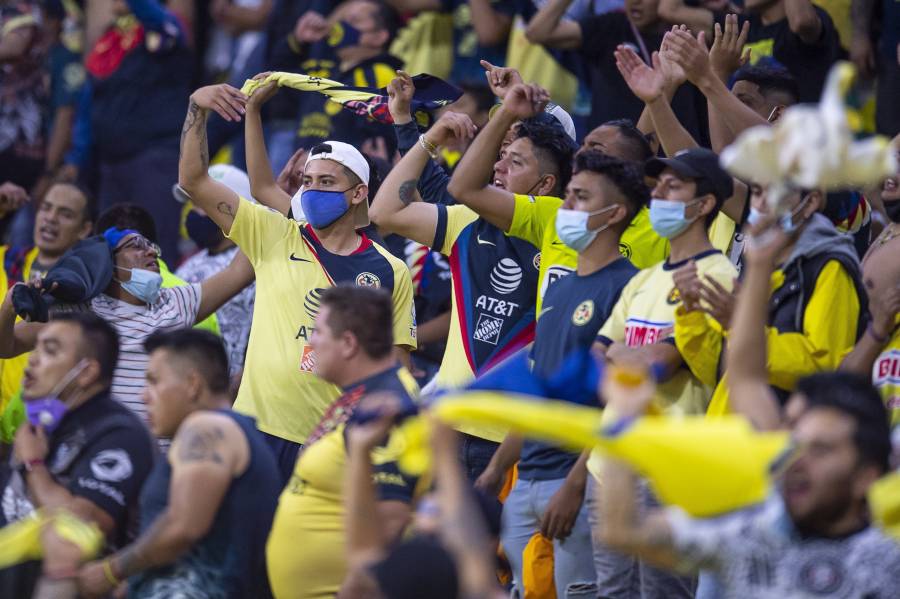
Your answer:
[867,322,889,345]
[103,558,122,586]
[418,134,438,160]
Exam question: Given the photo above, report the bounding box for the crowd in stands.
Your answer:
[0,0,899,596]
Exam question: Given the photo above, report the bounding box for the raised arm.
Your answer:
[244,74,293,214]
[784,0,822,44]
[177,85,248,235]
[726,224,787,431]
[707,15,752,152]
[372,113,475,244]
[447,84,550,231]
[470,0,513,47]
[0,284,45,358]
[615,45,699,157]
[667,29,769,141]
[850,0,877,78]
[524,0,582,49]
[197,250,255,322]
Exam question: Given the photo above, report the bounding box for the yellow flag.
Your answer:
[869,471,900,542]
[425,392,790,517]
[0,509,104,569]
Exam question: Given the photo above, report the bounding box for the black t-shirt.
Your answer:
[577,13,709,143]
[0,393,155,597]
[727,7,842,103]
[518,258,637,480]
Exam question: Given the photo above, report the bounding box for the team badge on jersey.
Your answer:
[618,242,632,259]
[572,300,594,326]
[533,253,541,270]
[666,286,682,305]
[356,272,381,287]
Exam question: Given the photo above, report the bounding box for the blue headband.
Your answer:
[103,227,140,250]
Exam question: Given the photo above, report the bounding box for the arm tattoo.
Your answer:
[177,424,225,464]
[398,179,418,206]
[217,201,235,218]
[180,100,209,169]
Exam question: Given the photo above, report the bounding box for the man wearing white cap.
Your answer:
[172,164,257,380]
[176,84,417,483]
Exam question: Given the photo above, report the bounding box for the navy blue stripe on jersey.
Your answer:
[448,218,540,375]
[433,205,449,251]
[300,225,396,292]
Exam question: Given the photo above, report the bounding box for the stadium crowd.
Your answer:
[0,0,898,596]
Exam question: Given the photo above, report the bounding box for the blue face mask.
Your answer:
[328,20,363,49]
[300,188,354,229]
[185,211,222,249]
[116,267,163,304]
[649,198,700,239]
[555,205,616,252]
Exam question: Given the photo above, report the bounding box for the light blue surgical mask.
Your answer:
[747,207,765,227]
[780,195,811,233]
[116,267,163,304]
[649,198,700,239]
[299,188,354,229]
[555,205,617,252]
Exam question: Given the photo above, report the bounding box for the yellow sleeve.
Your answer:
[765,261,860,391]
[674,307,723,388]
[437,206,479,256]
[224,197,295,267]
[391,261,418,350]
[620,207,669,269]
[507,194,562,246]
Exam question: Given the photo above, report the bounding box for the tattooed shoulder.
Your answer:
[176,419,227,464]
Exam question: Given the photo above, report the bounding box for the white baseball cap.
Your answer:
[544,102,577,143]
[172,164,256,203]
[305,141,370,185]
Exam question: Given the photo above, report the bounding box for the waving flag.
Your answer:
[0,509,103,569]
[241,72,462,129]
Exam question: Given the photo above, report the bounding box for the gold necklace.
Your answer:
[876,223,900,246]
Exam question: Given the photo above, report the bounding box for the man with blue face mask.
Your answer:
[0,312,154,599]
[177,83,417,485]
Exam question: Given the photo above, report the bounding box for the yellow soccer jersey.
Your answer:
[267,367,423,599]
[598,250,738,415]
[507,194,669,315]
[227,198,416,444]
[432,204,540,442]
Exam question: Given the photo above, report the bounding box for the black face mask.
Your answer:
[885,200,900,223]
[185,211,223,250]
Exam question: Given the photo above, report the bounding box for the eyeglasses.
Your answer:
[115,235,161,257]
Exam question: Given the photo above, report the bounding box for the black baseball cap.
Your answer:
[646,148,734,202]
